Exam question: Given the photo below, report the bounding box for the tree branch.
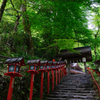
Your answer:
[41,48,51,59]
[13,14,22,34]
[10,0,19,13]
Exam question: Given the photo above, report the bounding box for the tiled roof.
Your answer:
[5,57,25,66]
[5,57,23,63]
[57,46,92,63]
[27,59,40,64]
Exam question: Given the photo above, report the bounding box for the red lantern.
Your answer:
[47,61,53,94]
[27,59,40,74]
[4,57,25,100]
[59,61,66,79]
[39,60,48,100]
[51,61,57,90]
[58,62,61,83]
[47,61,52,71]
[55,62,59,86]
[27,59,40,100]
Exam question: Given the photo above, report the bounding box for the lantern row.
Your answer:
[27,60,66,72]
[4,57,67,100]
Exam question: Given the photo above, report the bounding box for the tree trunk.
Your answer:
[21,1,34,56]
[13,15,21,34]
[0,0,7,22]
[67,64,70,75]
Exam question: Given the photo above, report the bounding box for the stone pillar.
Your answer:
[82,57,87,73]
[67,64,70,75]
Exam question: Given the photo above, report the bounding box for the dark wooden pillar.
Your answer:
[84,62,87,73]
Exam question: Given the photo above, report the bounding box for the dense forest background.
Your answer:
[0,0,100,61]
[1,0,100,100]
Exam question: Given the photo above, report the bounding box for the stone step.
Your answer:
[47,95,98,100]
[51,90,96,93]
[54,87,94,90]
[49,92,97,96]
[47,98,99,100]
[46,74,99,100]
[58,85,93,87]
[48,95,97,98]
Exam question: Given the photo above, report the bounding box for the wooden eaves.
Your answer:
[57,46,92,63]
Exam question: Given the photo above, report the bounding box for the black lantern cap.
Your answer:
[27,59,40,65]
[48,61,53,65]
[5,57,25,66]
[53,61,57,65]
[59,61,66,64]
[40,60,48,65]
[57,62,60,64]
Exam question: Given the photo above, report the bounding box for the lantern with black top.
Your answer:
[27,59,40,100]
[47,61,53,94]
[60,61,66,79]
[58,62,61,83]
[27,59,40,74]
[5,57,25,76]
[51,61,57,70]
[39,60,48,72]
[47,61,53,71]
[55,62,58,86]
[39,60,48,100]
[59,61,62,79]
[4,57,25,100]
[51,61,57,91]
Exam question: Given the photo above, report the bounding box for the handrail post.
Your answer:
[87,68,100,99]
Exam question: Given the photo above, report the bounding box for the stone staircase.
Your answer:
[46,74,99,100]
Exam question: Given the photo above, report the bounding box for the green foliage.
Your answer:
[54,39,75,50]
[0,0,98,59]
[1,0,100,99]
